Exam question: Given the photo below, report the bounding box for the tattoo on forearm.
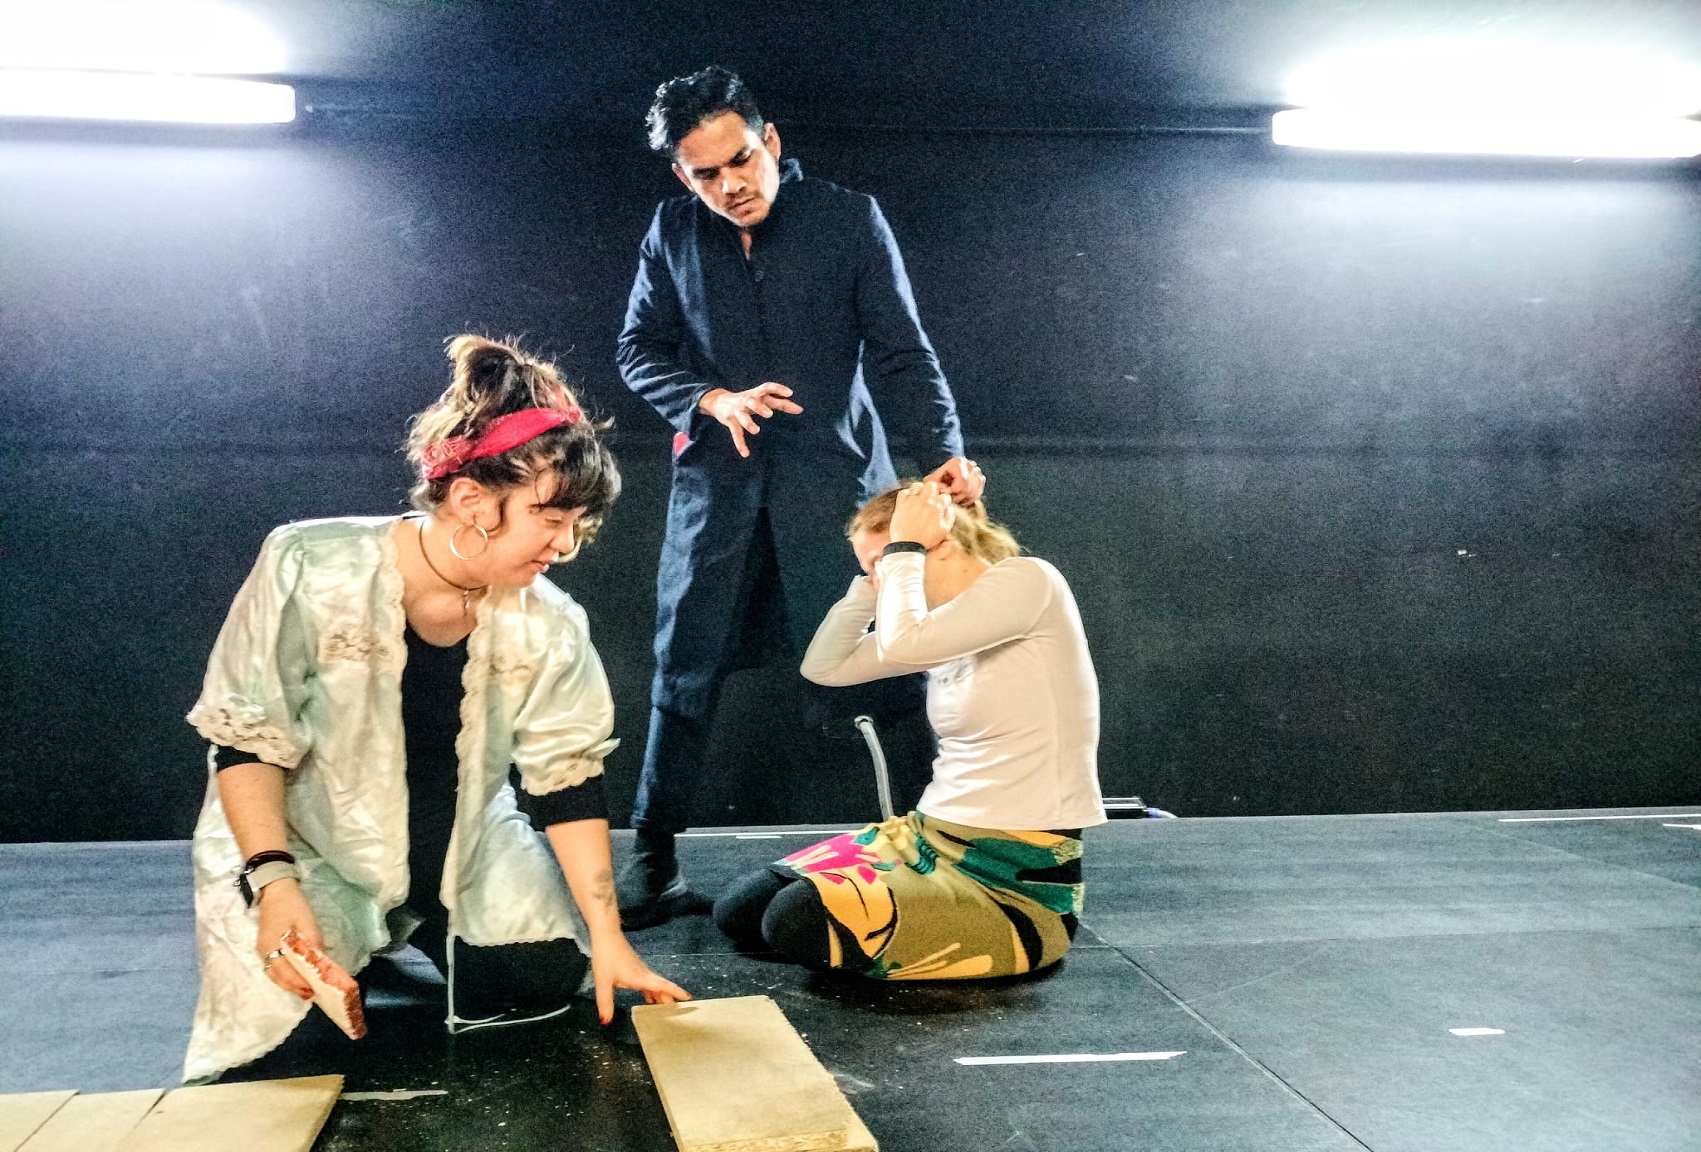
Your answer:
[591,868,616,910]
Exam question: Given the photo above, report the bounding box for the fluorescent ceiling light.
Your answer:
[1286,41,1701,119]
[0,1,290,124]
[1273,109,1701,159]
[1277,40,1701,158]
[0,70,294,124]
[0,0,286,75]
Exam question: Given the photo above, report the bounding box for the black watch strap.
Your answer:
[237,849,297,908]
[881,540,929,557]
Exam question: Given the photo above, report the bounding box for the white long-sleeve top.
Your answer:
[801,551,1106,831]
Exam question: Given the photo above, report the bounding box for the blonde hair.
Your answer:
[405,335,619,545]
[846,483,1021,564]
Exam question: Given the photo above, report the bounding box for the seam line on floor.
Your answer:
[1099,936,1375,1152]
[1074,921,1701,949]
[1457,815,1701,896]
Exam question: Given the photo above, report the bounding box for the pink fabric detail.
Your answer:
[782,831,885,884]
[672,431,690,458]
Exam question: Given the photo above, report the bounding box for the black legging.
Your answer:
[213,922,590,1083]
[409,905,589,1016]
[712,868,869,973]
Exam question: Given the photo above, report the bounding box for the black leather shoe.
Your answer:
[618,872,697,930]
[617,839,708,929]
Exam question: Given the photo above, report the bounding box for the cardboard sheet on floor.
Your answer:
[0,1093,76,1152]
[632,996,877,1152]
[18,1091,163,1152]
[113,1076,342,1152]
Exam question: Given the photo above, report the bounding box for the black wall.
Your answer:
[2,121,1697,841]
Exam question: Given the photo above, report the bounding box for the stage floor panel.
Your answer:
[2,809,1696,1151]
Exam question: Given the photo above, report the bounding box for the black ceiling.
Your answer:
[249,0,1701,130]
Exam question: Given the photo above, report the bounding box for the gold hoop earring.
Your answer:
[449,522,490,561]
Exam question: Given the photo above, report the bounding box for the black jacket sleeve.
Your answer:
[854,197,964,472]
[617,204,716,434]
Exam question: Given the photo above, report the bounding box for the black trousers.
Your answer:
[217,916,589,1083]
[631,515,930,845]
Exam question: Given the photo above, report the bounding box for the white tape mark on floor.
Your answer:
[1498,813,1701,823]
[1448,1028,1505,1037]
[1663,824,1701,831]
[341,1089,450,1101]
[677,830,856,839]
[955,1052,1185,1065]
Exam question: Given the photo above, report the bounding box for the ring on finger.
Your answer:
[263,947,286,969]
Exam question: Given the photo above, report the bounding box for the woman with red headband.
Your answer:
[182,335,688,1084]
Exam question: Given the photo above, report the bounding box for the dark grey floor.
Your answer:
[3,808,1697,1151]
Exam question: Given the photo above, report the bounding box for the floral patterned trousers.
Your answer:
[775,812,1084,979]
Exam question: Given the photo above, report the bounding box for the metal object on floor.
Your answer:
[1104,796,1179,819]
[853,715,896,821]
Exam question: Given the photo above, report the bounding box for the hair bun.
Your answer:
[408,334,614,532]
[447,335,525,400]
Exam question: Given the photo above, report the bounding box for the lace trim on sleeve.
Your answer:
[520,754,608,796]
[186,703,303,770]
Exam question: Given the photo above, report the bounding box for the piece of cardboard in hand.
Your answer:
[279,930,366,1039]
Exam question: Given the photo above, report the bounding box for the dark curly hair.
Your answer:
[646,65,765,157]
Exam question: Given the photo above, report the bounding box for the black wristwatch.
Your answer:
[881,540,929,557]
[237,849,299,908]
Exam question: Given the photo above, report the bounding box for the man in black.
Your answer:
[617,66,983,924]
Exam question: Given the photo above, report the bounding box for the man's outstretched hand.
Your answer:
[925,456,986,505]
[698,383,804,458]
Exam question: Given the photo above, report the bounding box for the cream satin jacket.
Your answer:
[182,516,617,1083]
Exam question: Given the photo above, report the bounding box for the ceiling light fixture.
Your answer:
[0,70,294,124]
[1274,40,1701,159]
[0,0,293,125]
[1272,109,1701,159]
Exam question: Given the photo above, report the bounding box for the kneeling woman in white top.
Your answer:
[712,480,1106,979]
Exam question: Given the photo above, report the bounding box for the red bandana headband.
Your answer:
[420,407,581,481]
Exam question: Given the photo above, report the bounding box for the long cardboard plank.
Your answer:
[19,1090,163,1152]
[114,1076,342,1152]
[0,1092,76,1152]
[632,996,877,1152]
